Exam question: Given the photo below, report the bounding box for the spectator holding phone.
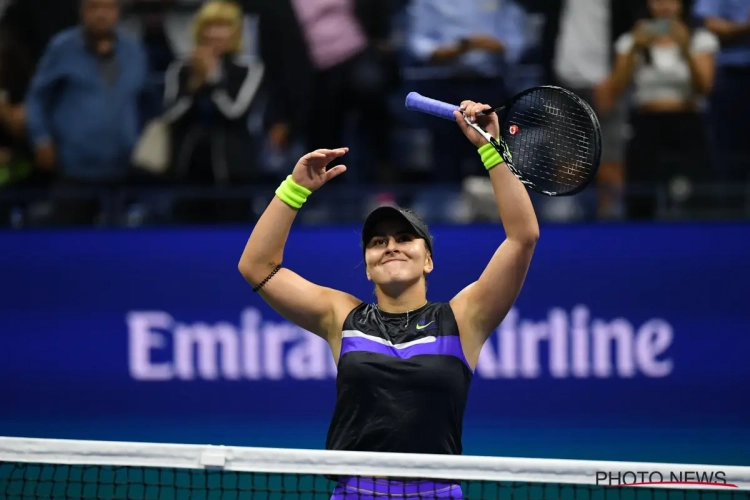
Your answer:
[601,0,719,219]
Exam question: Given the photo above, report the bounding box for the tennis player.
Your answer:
[238,100,540,499]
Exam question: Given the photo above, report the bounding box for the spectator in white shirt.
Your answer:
[601,0,719,219]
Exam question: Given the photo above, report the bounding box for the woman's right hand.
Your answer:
[632,21,655,49]
[291,148,349,191]
[191,47,217,77]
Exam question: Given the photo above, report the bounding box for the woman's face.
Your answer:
[200,23,235,55]
[648,0,682,19]
[364,219,433,288]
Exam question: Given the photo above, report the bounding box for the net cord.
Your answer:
[1,437,749,490]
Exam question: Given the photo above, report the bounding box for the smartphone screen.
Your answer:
[646,19,671,35]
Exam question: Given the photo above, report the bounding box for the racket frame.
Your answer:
[498,85,602,197]
[411,85,603,197]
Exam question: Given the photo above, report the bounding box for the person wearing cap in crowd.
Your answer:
[237,98,539,499]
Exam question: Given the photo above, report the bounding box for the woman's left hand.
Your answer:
[670,20,691,52]
[454,100,500,147]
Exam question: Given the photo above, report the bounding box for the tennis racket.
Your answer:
[405,86,602,197]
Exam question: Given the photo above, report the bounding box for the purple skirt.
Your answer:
[330,477,463,499]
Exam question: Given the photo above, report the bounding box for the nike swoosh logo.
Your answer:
[415,321,435,330]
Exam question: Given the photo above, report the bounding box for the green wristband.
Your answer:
[478,143,503,171]
[276,175,312,210]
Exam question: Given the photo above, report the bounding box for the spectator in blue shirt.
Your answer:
[404,0,529,183]
[693,0,750,187]
[25,0,155,223]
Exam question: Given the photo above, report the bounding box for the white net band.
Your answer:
[1,436,749,499]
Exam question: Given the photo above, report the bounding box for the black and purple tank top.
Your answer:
[326,301,474,456]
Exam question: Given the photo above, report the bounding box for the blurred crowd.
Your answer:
[0,0,748,226]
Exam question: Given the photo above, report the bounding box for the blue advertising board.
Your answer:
[0,223,749,465]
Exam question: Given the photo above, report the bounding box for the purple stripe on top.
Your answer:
[340,332,472,371]
[331,477,463,499]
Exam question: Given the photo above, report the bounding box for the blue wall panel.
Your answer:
[1,223,748,465]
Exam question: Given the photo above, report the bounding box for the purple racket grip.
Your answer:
[405,92,460,121]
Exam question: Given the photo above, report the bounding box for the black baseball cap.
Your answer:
[361,206,433,256]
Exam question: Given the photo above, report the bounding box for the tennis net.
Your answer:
[1,436,749,499]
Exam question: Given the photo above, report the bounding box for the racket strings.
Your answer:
[512,113,593,188]
[503,88,599,195]
[517,108,592,176]
[511,100,592,186]
[510,113,590,188]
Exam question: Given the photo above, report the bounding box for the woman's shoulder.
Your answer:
[431,301,458,322]
[165,59,189,78]
[615,32,635,54]
[341,301,371,325]
[690,27,720,53]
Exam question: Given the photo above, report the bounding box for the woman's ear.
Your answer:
[424,253,434,274]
